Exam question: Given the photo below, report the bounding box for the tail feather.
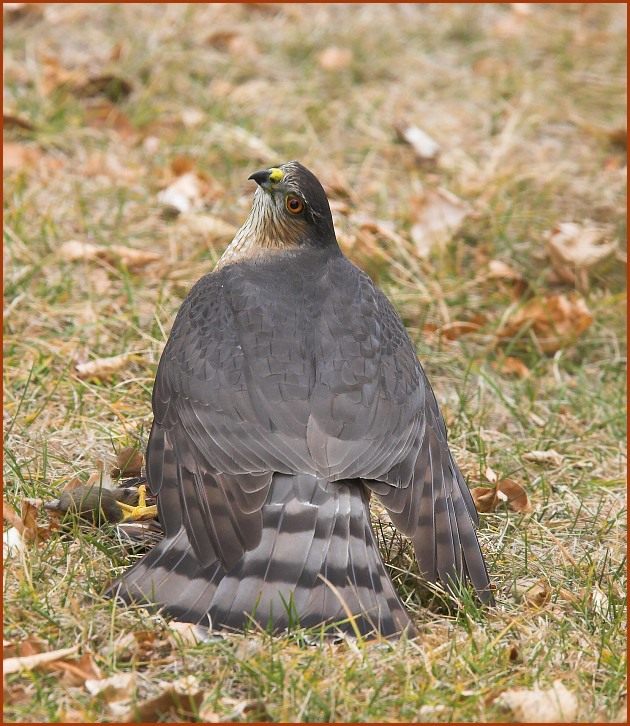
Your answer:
[110,473,413,637]
[365,413,493,604]
[109,527,224,623]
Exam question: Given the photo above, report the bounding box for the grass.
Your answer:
[3,3,626,722]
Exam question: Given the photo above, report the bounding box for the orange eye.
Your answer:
[286,195,304,214]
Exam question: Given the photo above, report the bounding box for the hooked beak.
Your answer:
[248,166,285,190]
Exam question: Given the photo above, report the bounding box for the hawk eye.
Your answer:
[286,195,304,214]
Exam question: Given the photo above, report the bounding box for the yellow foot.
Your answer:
[118,485,157,522]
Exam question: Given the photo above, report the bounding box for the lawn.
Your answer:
[3,3,626,722]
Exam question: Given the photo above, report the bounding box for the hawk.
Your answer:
[110,161,492,637]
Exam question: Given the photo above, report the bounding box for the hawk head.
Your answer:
[216,161,339,269]
[246,160,337,250]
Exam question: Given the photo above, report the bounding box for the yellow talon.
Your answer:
[118,485,158,522]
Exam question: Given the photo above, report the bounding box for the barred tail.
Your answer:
[109,474,413,638]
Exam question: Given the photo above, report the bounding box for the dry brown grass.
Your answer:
[4,3,626,722]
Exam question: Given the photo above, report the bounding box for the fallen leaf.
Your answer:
[206,30,240,50]
[4,645,79,675]
[499,680,577,722]
[485,466,498,484]
[590,585,611,620]
[496,355,531,379]
[109,245,161,269]
[487,259,524,283]
[75,353,132,381]
[206,30,258,57]
[4,3,44,21]
[85,671,136,701]
[59,240,160,269]
[56,653,103,687]
[546,221,617,289]
[513,578,551,608]
[39,55,84,96]
[59,240,102,262]
[497,293,593,353]
[497,478,531,512]
[317,46,353,71]
[523,449,563,466]
[111,447,143,478]
[437,318,485,340]
[4,113,35,134]
[486,259,529,297]
[74,74,133,102]
[471,479,531,513]
[395,123,441,163]
[3,501,24,531]
[84,102,136,139]
[117,675,203,722]
[158,172,203,216]
[410,186,470,258]
[470,486,498,513]
[168,622,206,647]
[222,697,271,722]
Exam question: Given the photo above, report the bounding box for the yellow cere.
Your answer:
[268,167,284,183]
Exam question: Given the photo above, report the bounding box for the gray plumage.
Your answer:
[109,161,492,637]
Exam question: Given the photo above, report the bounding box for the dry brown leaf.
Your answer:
[496,478,531,512]
[437,317,486,341]
[3,142,42,171]
[59,240,160,269]
[487,259,524,282]
[85,671,136,701]
[4,645,79,675]
[4,3,44,22]
[116,675,203,722]
[168,622,206,648]
[84,102,136,139]
[546,221,617,289]
[395,123,441,163]
[58,240,102,262]
[3,500,24,532]
[74,74,133,102]
[206,30,258,57]
[499,680,577,722]
[523,449,563,466]
[470,486,498,513]
[317,46,353,71]
[109,245,161,269]
[513,578,551,608]
[486,259,529,298]
[497,293,593,353]
[56,653,102,687]
[111,447,143,478]
[410,187,470,258]
[497,355,531,379]
[158,172,203,216]
[39,55,84,96]
[3,112,36,131]
[75,353,132,381]
[471,479,531,513]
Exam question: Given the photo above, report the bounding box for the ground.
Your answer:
[3,3,626,723]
